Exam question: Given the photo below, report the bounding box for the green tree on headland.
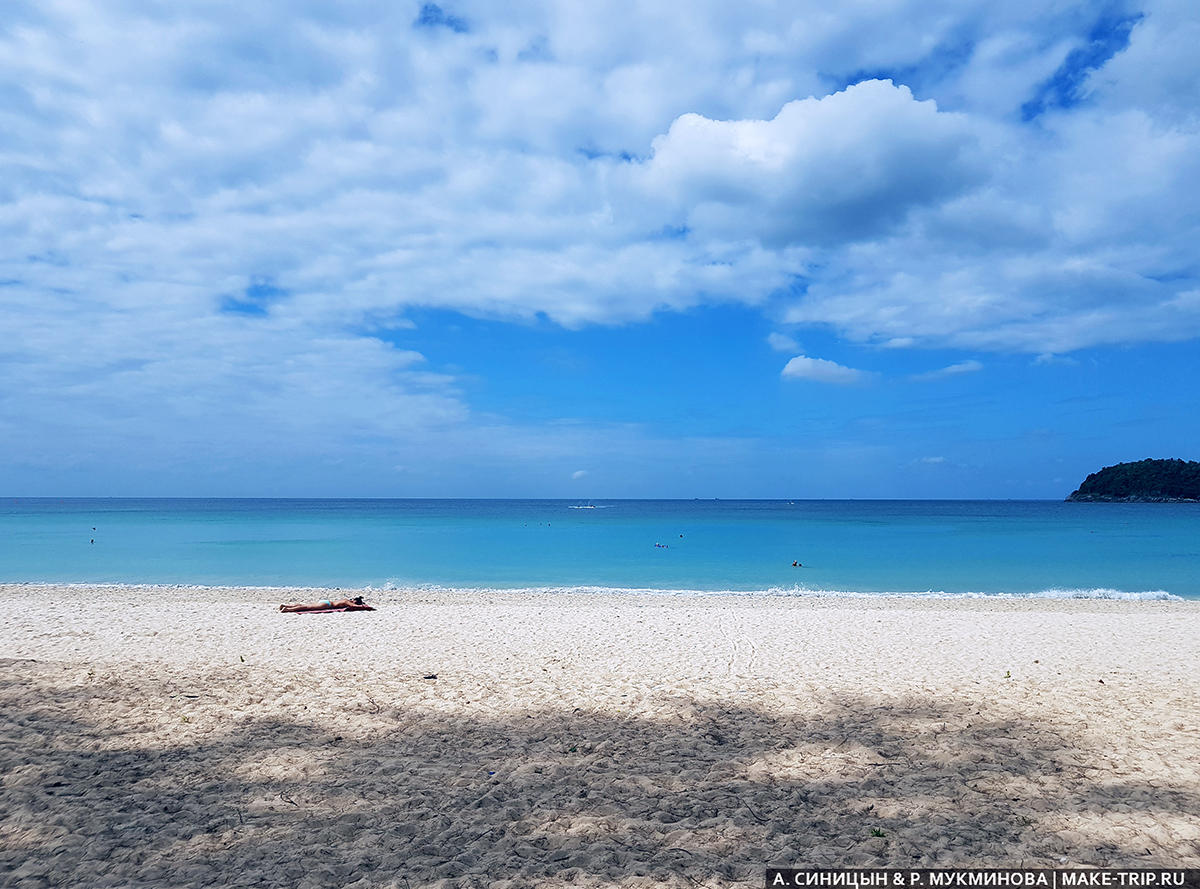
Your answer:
[1067,458,1200,501]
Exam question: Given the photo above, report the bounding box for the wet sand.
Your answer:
[2,583,1199,887]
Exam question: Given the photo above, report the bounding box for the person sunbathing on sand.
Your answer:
[279,596,375,613]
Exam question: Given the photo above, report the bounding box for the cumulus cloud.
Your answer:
[2,0,1200,491]
[780,2,1200,354]
[571,469,589,480]
[636,80,982,247]
[781,355,871,385]
[4,1,1196,350]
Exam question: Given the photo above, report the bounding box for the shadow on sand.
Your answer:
[2,661,1197,888]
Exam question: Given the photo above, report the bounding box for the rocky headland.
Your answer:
[1067,458,1200,502]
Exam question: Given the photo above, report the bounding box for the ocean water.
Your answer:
[2,498,1198,599]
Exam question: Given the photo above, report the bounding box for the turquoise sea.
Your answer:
[1,498,1197,599]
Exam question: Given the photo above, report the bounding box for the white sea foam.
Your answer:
[1024,587,1180,601]
[364,581,1186,602]
[2,579,1187,602]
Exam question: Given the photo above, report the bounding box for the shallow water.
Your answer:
[3,498,1197,598]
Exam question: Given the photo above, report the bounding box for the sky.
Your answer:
[2,0,1199,498]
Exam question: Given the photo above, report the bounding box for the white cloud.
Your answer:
[1083,0,1200,123]
[779,2,1200,354]
[635,80,982,247]
[2,0,1200,492]
[571,469,589,479]
[781,355,871,385]
[910,360,984,382]
[767,332,799,352]
[1033,353,1079,366]
[3,1,1196,352]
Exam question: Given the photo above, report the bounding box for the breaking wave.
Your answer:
[366,581,1185,601]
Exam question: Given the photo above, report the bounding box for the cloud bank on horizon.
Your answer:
[1,0,1198,496]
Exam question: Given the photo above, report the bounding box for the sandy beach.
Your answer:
[2,584,1199,887]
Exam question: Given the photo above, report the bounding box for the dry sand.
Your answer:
[2,583,1199,888]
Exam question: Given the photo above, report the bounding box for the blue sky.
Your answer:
[2,0,1199,498]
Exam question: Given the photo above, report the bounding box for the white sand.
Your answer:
[2,584,1199,888]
